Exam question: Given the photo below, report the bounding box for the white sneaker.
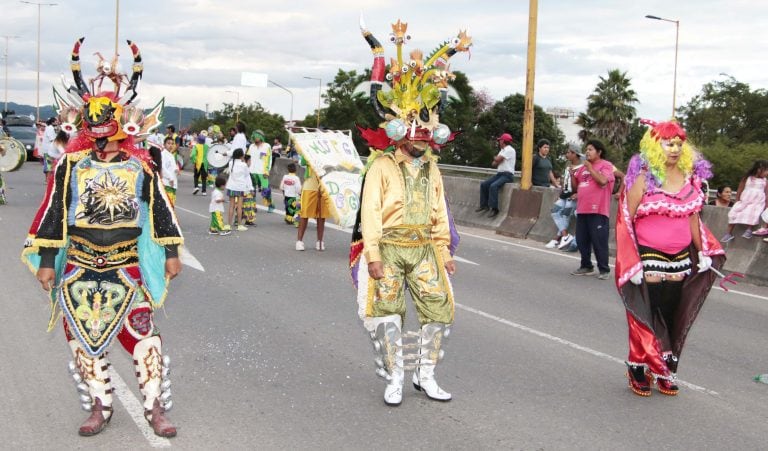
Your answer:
[545,239,559,249]
[557,234,574,249]
[202,192,207,196]
[237,225,248,231]
[295,241,305,251]
[316,241,325,251]
[193,187,200,195]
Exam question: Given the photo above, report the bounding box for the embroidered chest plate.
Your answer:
[70,158,144,229]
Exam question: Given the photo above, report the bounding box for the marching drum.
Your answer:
[206,143,230,170]
[0,137,27,172]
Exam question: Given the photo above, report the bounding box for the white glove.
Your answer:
[697,251,712,273]
[630,270,643,285]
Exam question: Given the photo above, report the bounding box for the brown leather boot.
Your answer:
[78,398,112,436]
[146,398,177,438]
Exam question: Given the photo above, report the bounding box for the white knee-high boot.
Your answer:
[413,323,452,401]
[133,335,176,437]
[68,339,113,435]
[369,315,404,406]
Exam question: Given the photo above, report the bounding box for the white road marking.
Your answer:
[175,195,754,397]
[460,231,768,302]
[109,367,171,448]
[179,246,205,272]
[455,302,720,397]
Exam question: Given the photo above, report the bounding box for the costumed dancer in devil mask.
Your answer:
[616,119,725,397]
[350,17,469,405]
[21,38,181,437]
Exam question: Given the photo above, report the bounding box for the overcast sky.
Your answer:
[2,0,766,130]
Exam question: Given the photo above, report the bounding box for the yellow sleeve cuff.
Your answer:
[440,246,453,263]
[365,246,381,263]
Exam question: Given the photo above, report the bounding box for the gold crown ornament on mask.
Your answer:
[356,15,472,150]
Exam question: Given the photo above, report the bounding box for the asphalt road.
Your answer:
[1,163,767,450]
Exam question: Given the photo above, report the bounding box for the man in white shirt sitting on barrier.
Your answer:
[476,133,516,218]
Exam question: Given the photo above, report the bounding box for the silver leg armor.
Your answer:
[68,339,113,418]
[412,322,452,401]
[369,315,404,405]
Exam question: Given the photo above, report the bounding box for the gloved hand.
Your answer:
[630,270,643,285]
[697,251,713,272]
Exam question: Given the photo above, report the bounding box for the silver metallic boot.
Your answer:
[412,323,452,401]
[369,315,404,406]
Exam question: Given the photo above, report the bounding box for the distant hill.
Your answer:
[2,102,205,130]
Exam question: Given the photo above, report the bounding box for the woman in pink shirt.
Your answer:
[570,139,615,279]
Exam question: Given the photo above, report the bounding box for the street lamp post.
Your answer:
[225,90,240,123]
[303,76,322,128]
[21,1,57,122]
[268,80,294,126]
[645,14,680,117]
[2,35,20,116]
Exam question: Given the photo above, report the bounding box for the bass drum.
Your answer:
[206,143,230,170]
[0,137,27,172]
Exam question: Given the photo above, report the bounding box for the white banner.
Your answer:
[289,129,363,228]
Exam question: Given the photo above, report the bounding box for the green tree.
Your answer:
[700,139,768,189]
[189,102,289,145]
[467,94,565,171]
[679,75,768,146]
[576,69,638,168]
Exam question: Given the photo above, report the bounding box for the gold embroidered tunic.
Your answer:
[361,149,453,264]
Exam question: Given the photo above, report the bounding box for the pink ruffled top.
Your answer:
[634,177,705,254]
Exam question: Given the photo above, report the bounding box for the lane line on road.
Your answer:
[455,302,720,397]
[459,231,768,301]
[109,367,172,448]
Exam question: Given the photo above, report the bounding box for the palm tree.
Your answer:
[579,69,638,167]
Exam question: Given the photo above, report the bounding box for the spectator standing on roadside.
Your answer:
[532,138,560,188]
[475,133,516,218]
[545,143,583,249]
[570,139,615,279]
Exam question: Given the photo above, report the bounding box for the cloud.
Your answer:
[2,0,766,128]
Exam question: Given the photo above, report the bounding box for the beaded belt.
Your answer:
[67,235,139,271]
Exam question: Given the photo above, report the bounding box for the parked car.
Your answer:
[3,115,39,161]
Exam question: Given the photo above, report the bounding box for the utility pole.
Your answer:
[2,35,20,116]
[520,0,538,190]
[20,1,57,121]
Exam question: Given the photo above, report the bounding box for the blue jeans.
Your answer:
[550,198,576,234]
[479,172,515,210]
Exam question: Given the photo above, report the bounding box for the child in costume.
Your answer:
[616,119,725,397]
[161,136,179,206]
[190,133,209,195]
[225,148,253,231]
[721,160,768,241]
[247,129,274,211]
[280,162,302,224]
[242,153,257,225]
[21,38,181,437]
[209,175,230,235]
